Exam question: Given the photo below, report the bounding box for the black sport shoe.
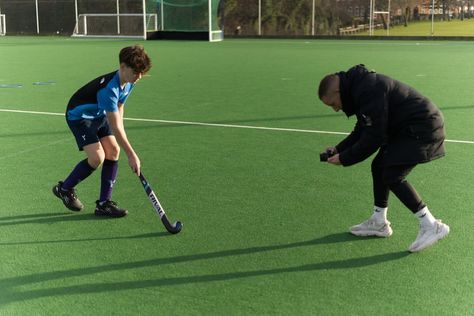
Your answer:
[95,200,128,218]
[52,181,84,211]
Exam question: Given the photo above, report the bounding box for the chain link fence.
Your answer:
[0,0,474,37]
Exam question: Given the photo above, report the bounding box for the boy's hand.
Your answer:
[128,153,141,175]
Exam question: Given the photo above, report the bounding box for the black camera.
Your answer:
[319,149,336,162]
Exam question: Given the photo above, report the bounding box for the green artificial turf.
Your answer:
[0,37,473,315]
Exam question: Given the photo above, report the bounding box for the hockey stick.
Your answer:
[138,173,183,234]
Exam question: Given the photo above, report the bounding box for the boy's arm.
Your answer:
[118,103,124,120]
[106,109,140,175]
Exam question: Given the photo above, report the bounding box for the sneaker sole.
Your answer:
[350,229,393,237]
[52,185,83,212]
[409,224,450,253]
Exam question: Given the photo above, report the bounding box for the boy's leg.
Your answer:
[61,159,96,190]
[95,135,127,218]
[98,135,120,203]
[64,142,105,188]
[54,117,105,212]
[53,142,104,211]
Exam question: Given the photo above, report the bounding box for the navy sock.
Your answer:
[99,159,118,202]
[62,159,95,190]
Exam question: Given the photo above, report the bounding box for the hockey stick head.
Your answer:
[169,221,183,234]
[162,216,183,234]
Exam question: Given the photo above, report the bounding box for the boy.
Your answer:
[53,45,152,217]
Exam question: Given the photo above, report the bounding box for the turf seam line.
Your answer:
[1,108,473,144]
[0,138,69,161]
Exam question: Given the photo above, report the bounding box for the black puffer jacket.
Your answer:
[335,65,445,167]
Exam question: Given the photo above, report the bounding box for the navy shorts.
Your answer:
[67,116,113,151]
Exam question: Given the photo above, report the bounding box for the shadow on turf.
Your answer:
[0,212,168,244]
[0,233,410,304]
[0,232,167,246]
[0,212,116,227]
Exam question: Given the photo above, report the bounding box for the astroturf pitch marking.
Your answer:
[0,138,69,161]
[1,108,473,144]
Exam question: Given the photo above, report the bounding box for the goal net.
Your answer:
[72,0,159,39]
[158,0,224,42]
[73,13,158,38]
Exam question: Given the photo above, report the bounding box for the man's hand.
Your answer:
[327,153,342,165]
[320,146,338,162]
[128,153,141,175]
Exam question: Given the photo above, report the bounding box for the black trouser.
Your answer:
[371,150,426,214]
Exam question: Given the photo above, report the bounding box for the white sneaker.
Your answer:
[350,219,393,237]
[409,220,450,253]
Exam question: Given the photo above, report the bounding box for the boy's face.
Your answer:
[320,77,342,112]
[120,63,143,84]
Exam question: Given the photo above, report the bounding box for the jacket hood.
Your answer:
[336,64,373,117]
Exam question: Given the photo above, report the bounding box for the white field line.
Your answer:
[1,108,473,144]
[123,117,349,136]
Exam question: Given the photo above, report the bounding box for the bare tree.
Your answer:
[390,0,421,26]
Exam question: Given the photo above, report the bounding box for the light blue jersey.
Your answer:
[67,71,135,121]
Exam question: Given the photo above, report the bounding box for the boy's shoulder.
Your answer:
[96,71,120,89]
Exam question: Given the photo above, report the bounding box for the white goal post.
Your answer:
[369,0,391,36]
[0,14,5,36]
[208,0,223,42]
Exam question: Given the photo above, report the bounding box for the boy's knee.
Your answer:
[105,145,120,160]
[88,152,105,169]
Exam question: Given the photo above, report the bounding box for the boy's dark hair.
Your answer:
[318,74,337,99]
[119,45,152,74]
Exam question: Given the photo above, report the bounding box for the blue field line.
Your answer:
[0,108,473,144]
